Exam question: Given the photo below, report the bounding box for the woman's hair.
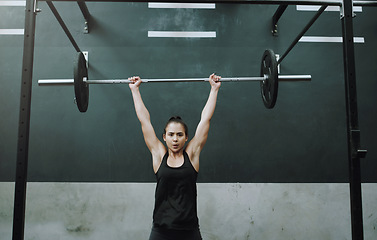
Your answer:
[163,116,188,137]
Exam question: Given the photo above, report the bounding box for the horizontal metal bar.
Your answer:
[139,76,266,82]
[38,75,311,86]
[353,1,377,6]
[277,74,312,81]
[40,0,343,6]
[38,0,377,6]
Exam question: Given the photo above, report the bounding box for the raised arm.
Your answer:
[129,77,165,171]
[186,74,221,169]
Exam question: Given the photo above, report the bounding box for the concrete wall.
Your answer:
[1,182,376,240]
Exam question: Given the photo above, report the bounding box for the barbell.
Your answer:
[38,49,311,112]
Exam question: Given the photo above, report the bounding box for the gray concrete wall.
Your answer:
[1,182,376,240]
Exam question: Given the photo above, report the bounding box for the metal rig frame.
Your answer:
[14,0,375,240]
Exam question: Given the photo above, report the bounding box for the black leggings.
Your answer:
[149,227,202,240]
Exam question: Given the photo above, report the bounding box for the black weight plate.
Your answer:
[260,49,278,109]
[74,52,89,112]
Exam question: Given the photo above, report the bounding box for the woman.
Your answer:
[128,73,221,240]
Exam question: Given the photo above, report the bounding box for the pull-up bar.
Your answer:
[39,0,377,6]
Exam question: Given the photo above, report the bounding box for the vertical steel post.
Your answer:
[341,0,366,240]
[12,0,37,240]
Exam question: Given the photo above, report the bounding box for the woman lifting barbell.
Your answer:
[128,73,221,240]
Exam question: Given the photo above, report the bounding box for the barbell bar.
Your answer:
[38,49,311,112]
[38,75,311,85]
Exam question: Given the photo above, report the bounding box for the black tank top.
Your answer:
[153,151,199,230]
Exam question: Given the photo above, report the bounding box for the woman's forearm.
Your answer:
[201,88,219,122]
[131,88,151,124]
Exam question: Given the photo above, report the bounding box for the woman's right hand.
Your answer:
[209,73,221,91]
[128,76,142,90]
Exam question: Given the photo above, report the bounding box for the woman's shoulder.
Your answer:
[184,149,199,172]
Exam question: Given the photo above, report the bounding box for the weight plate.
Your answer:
[260,49,278,109]
[74,52,89,112]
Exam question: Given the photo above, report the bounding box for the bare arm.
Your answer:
[129,77,165,171]
[187,74,221,170]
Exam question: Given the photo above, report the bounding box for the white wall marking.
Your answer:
[148,31,216,38]
[148,3,215,9]
[0,29,24,35]
[299,36,365,43]
[296,5,362,12]
[0,1,26,6]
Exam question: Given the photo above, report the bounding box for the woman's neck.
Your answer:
[168,149,184,159]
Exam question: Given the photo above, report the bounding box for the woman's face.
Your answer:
[163,122,188,153]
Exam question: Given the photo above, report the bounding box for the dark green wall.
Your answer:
[0,2,376,182]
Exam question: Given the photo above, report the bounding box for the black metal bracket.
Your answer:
[46,1,82,52]
[340,0,356,18]
[77,1,91,33]
[277,5,327,65]
[272,5,288,36]
[351,130,368,158]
